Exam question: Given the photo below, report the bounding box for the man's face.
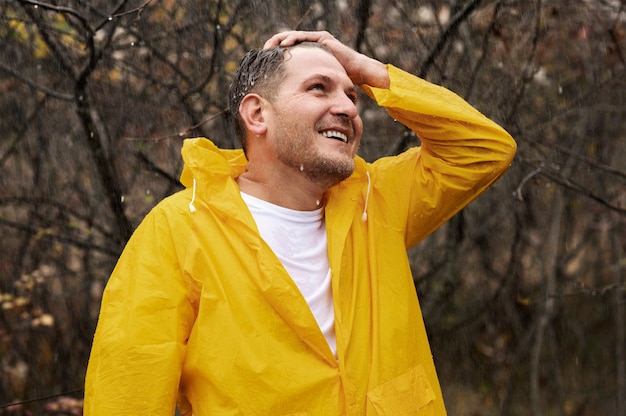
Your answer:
[264,46,364,189]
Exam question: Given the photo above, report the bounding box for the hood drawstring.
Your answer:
[361,171,371,222]
[189,178,197,213]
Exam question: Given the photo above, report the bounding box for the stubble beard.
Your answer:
[275,124,355,190]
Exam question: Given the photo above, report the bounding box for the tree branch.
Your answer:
[0,217,119,257]
[418,0,484,78]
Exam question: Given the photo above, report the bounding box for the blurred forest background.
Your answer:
[0,0,624,414]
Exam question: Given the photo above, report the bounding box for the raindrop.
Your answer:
[108,16,113,21]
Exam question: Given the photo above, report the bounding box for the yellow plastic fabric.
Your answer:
[84,65,516,415]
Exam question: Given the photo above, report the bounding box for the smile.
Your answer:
[321,130,348,143]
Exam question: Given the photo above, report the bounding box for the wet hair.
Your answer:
[228,42,330,154]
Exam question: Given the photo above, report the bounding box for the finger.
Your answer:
[263,31,333,49]
[263,33,287,49]
[263,31,302,49]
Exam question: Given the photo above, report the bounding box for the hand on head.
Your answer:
[264,31,389,89]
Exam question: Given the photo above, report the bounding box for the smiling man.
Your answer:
[234,41,366,207]
[84,31,516,415]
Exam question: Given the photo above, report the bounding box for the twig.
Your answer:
[514,164,543,201]
[123,108,228,142]
[0,217,119,257]
[0,388,83,409]
[111,0,152,19]
[418,0,484,78]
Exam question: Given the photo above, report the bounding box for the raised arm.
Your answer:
[273,31,516,245]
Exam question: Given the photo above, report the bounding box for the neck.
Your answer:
[237,167,326,211]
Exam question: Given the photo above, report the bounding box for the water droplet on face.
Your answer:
[300,165,304,171]
[316,200,320,206]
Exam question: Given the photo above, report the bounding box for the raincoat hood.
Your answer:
[180,138,247,189]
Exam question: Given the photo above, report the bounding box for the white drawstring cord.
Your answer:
[361,171,371,222]
[189,178,197,213]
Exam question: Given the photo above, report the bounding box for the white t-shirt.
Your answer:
[240,192,336,356]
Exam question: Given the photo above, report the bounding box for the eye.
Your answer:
[346,91,358,104]
[308,83,326,92]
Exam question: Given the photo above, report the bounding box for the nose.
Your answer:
[331,92,359,119]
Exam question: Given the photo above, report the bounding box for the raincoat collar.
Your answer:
[179,137,371,215]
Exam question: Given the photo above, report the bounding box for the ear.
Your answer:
[239,94,268,136]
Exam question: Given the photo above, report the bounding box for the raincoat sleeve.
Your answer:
[84,198,196,415]
[361,64,517,247]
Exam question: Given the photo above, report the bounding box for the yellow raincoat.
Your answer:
[85,65,516,415]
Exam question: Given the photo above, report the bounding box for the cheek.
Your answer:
[353,118,364,142]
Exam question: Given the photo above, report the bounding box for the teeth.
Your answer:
[321,130,348,143]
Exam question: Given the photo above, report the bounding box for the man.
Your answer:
[84,31,516,415]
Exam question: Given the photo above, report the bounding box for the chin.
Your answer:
[305,159,355,188]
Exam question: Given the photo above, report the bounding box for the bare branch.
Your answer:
[0,62,73,101]
[0,217,119,257]
[418,0,484,78]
